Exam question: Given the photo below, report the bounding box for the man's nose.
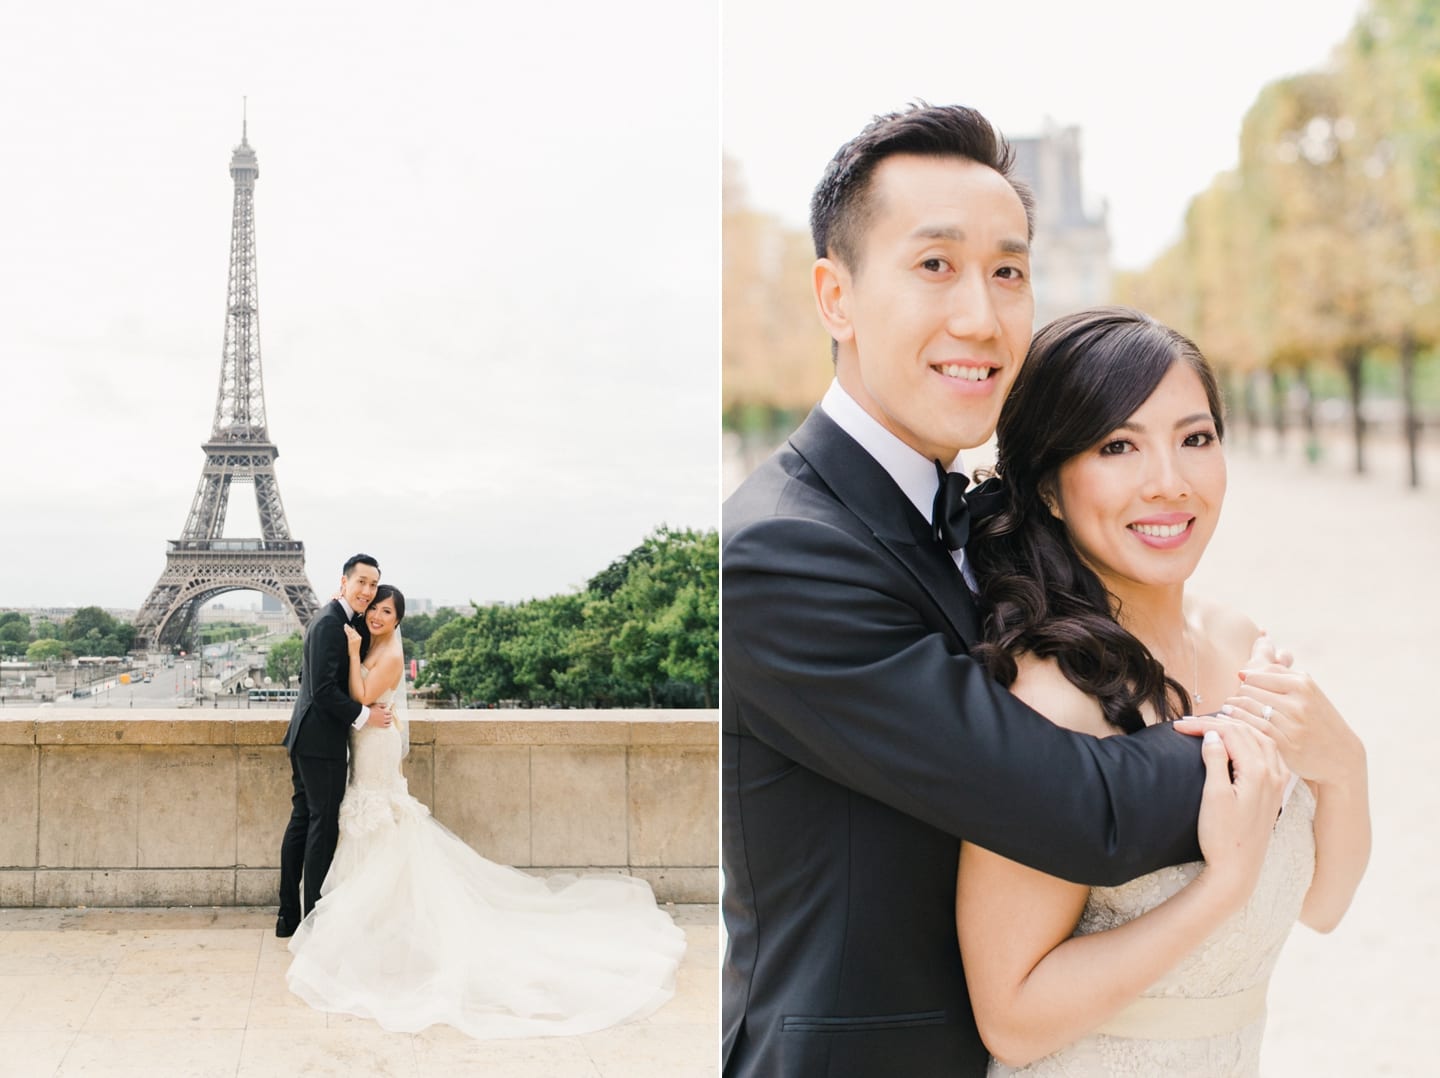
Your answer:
[945,269,1000,340]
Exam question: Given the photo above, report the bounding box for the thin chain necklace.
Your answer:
[1188,627,1203,705]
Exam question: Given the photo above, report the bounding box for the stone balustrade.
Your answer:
[0,709,717,907]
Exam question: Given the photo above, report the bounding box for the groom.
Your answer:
[723,106,1220,1076]
[276,553,392,937]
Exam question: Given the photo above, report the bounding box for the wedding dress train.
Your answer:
[285,684,687,1038]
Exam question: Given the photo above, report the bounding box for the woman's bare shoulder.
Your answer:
[1186,594,1263,665]
[1010,653,1116,739]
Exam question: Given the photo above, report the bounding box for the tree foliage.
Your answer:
[1115,2,1440,485]
[266,633,303,686]
[26,639,68,663]
[420,526,718,708]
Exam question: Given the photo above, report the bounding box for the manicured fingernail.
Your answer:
[1203,730,1220,745]
[1220,704,1234,716]
[1238,671,1247,682]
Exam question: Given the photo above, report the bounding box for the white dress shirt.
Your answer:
[820,379,970,579]
[336,596,371,730]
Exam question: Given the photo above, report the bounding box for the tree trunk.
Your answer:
[1244,372,1262,450]
[1270,368,1287,453]
[1297,362,1321,464]
[1342,347,1366,475]
[1400,334,1421,489]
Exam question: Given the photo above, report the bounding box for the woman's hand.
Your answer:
[1195,725,1288,905]
[343,624,363,654]
[1221,668,1365,787]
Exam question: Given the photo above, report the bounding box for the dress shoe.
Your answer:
[276,915,298,938]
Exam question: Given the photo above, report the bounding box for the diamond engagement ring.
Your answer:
[1261,704,1273,721]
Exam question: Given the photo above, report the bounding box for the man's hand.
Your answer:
[366,703,393,728]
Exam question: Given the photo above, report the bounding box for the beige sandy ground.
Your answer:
[0,903,718,1077]
[1189,432,1440,1075]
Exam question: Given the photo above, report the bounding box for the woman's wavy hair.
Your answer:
[967,306,1225,732]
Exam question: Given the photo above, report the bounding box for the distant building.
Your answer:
[1010,122,1112,326]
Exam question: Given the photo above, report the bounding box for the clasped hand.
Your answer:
[1174,634,1364,788]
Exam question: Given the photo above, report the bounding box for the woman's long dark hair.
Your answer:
[968,306,1225,732]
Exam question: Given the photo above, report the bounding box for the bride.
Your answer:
[285,584,687,1038]
[957,307,1370,1075]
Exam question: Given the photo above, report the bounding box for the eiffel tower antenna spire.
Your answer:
[133,121,321,651]
[242,96,247,143]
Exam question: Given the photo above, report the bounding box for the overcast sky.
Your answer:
[725,0,1368,269]
[1,1,718,611]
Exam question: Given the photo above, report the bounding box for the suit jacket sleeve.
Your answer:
[724,512,1205,888]
[305,614,363,729]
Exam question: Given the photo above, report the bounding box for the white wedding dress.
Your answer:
[285,672,686,1038]
[989,780,1316,1077]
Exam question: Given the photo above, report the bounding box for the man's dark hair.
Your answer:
[342,553,380,578]
[810,102,1035,273]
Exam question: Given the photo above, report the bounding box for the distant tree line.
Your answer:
[1114,0,1440,486]
[419,525,718,708]
[0,607,135,663]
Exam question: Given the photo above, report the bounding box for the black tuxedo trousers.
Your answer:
[279,600,369,921]
[721,409,1207,1078]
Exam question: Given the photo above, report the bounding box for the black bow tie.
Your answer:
[932,461,1007,550]
[932,461,976,550]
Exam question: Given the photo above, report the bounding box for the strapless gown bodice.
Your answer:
[990,780,1316,1077]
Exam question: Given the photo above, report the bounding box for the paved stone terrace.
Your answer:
[0,904,717,1077]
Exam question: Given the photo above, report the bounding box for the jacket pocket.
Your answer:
[781,1009,947,1033]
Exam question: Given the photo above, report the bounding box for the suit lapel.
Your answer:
[789,408,981,644]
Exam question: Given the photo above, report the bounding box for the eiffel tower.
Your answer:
[132,114,321,651]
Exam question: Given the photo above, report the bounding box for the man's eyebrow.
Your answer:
[909,225,1030,257]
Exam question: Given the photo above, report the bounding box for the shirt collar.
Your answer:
[337,596,356,621]
[820,378,963,526]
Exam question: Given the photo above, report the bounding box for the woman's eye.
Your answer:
[1183,431,1217,448]
[1099,440,1132,456]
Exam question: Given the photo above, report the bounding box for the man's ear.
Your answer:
[813,257,854,345]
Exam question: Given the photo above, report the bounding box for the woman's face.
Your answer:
[366,597,398,636]
[1051,360,1226,596]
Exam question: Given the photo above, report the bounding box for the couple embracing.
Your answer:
[277,554,685,1038]
[722,105,1370,1076]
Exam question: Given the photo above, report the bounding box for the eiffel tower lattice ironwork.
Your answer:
[133,116,321,650]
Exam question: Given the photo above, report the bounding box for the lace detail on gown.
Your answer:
[286,684,686,1038]
[989,780,1315,1078]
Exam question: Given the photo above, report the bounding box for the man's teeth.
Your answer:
[938,365,991,381]
[1130,522,1189,538]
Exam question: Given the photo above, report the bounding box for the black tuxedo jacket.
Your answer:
[283,599,370,759]
[721,408,1208,1078]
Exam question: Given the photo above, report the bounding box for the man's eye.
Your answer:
[921,258,949,272]
[995,266,1025,280]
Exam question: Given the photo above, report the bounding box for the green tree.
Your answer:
[26,639,68,663]
[61,606,134,657]
[421,605,525,705]
[399,606,461,662]
[0,613,29,658]
[266,633,303,686]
